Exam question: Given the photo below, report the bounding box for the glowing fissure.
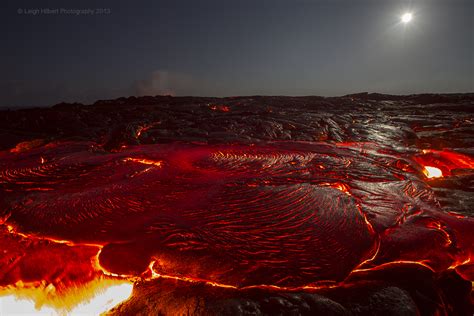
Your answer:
[146,260,341,292]
[123,157,163,167]
[6,224,104,248]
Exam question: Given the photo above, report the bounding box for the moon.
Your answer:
[401,12,413,24]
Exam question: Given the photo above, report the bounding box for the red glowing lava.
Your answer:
[209,104,231,112]
[414,149,474,178]
[0,141,473,313]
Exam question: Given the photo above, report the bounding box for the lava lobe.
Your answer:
[1,140,473,289]
[0,94,473,314]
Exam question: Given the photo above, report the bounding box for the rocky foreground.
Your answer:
[0,93,473,315]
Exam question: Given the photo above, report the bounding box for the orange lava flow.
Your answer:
[0,278,133,315]
[135,121,161,138]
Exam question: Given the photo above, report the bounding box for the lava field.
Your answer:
[0,93,473,315]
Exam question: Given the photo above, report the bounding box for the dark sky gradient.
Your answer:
[2,0,473,107]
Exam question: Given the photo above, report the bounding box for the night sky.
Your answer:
[2,0,473,107]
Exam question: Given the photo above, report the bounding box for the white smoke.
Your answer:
[134,70,197,96]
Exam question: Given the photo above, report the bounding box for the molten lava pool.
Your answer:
[0,94,473,314]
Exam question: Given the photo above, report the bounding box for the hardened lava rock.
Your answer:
[0,93,473,314]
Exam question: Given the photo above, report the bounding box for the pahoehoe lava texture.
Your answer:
[0,93,473,314]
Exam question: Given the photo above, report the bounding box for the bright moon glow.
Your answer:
[0,282,133,315]
[424,166,443,178]
[401,12,413,23]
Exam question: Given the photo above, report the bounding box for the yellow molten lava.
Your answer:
[0,279,133,316]
[123,157,162,167]
[423,166,443,178]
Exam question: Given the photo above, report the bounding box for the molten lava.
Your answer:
[414,149,474,177]
[424,166,443,178]
[0,279,133,315]
[1,98,474,314]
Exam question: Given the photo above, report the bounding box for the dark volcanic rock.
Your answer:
[0,94,473,315]
[348,287,417,316]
